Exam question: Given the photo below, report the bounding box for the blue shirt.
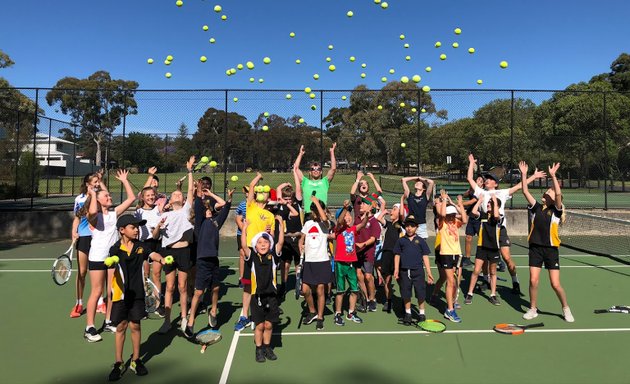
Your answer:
[74,194,92,237]
[393,235,430,270]
[235,200,247,236]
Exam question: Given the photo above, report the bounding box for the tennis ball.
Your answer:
[264,112,270,117]
[381,2,388,9]
[214,5,222,12]
[165,72,172,78]
[221,15,227,20]
[404,43,410,48]
[328,44,334,50]
[313,73,320,80]
[111,256,120,264]
[401,142,406,148]
[229,68,236,74]
[176,0,183,6]
[289,32,295,38]
[389,68,395,74]
[104,257,113,267]
[237,63,243,70]
[381,77,387,82]
[203,25,209,31]
[405,55,411,61]
[147,58,154,64]
[422,85,431,92]
[311,104,317,110]
[259,78,264,83]
[231,175,239,182]
[263,185,271,193]
[377,105,383,110]
[360,73,366,78]
[412,74,421,83]
[298,118,305,123]
[399,102,406,107]
[246,61,254,69]
[374,0,381,3]
[411,107,417,113]
[425,66,432,72]
[164,255,174,264]
[400,76,409,83]
[233,97,238,102]
[349,56,356,62]
[434,41,441,48]
[226,70,231,76]
[309,93,316,99]
[256,194,265,202]
[454,27,462,35]
[399,34,405,40]
[263,57,271,64]
[164,60,171,65]
[209,38,216,43]
[200,56,207,62]
[477,79,483,85]
[421,108,426,113]
[347,10,354,17]
[286,93,292,99]
[361,63,367,68]
[249,77,255,83]
[166,55,174,61]
[326,57,332,62]
[452,42,459,48]
[468,47,475,54]
[500,61,508,68]
[440,54,447,60]
[255,186,263,193]
[209,160,218,167]
[200,156,210,163]
[304,87,312,93]
[262,125,269,131]
[295,59,301,64]
[341,95,347,100]
[329,64,336,72]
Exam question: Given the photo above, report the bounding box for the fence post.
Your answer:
[46,119,52,198]
[320,90,324,166]
[602,91,608,210]
[30,89,39,209]
[120,92,128,203]
[71,124,77,195]
[163,134,168,188]
[14,110,20,201]
[509,90,515,209]
[224,90,229,199]
[416,90,421,176]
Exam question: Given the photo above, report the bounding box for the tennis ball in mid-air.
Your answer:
[405,55,411,61]
[381,2,388,9]
[176,0,183,6]
[425,66,432,72]
[326,57,332,62]
[203,25,209,31]
[377,105,383,110]
[165,72,172,78]
[200,56,207,62]
[381,77,387,82]
[233,97,238,102]
[255,186,263,193]
[304,87,312,93]
[209,38,216,43]
[229,68,236,74]
[147,58,154,64]
[500,61,508,68]
[221,15,227,20]
[374,0,381,3]
[412,74,421,83]
[262,185,271,193]
[231,175,239,182]
[329,64,336,72]
[404,43,410,49]
[298,118,305,123]
[214,4,222,12]
[421,108,426,113]
[263,112,270,117]
[399,34,405,40]
[313,73,320,80]
[311,104,317,110]
[209,160,218,167]
[263,57,271,64]
[468,47,475,54]
[104,257,114,267]
[237,63,243,70]
[246,61,254,69]
[262,125,269,131]
[360,73,366,78]
[454,27,462,35]
[401,143,406,148]
[361,63,367,68]
[200,156,210,163]
[452,42,459,48]
[401,76,409,83]
[399,102,406,107]
[349,56,356,62]
[258,78,264,83]
[328,44,334,50]
[477,79,483,85]
[309,93,316,99]
[249,77,255,83]
[347,10,354,17]
[286,93,292,99]
[422,85,431,92]
[440,54,447,60]
[411,107,417,113]
[295,59,301,64]
[341,95,347,100]
[290,32,295,38]
[225,70,231,76]
[164,60,171,65]
[164,255,174,264]
[166,55,174,61]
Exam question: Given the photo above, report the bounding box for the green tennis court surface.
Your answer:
[2,238,630,384]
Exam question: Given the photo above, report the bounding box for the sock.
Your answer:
[512,275,519,283]
[86,325,94,331]
[78,299,83,305]
[405,308,411,314]
[263,343,270,349]
[97,297,104,305]
[419,309,425,315]
[105,319,111,324]
[256,345,262,351]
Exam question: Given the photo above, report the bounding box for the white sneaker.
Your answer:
[180,317,188,332]
[563,307,575,323]
[523,308,538,320]
[158,321,171,334]
[103,322,117,333]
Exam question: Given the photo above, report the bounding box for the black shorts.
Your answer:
[436,254,458,270]
[236,234,243,250]
[110,299,146,325]
[398,268,426,301]
[529,244,560,270]
[302,260,333,285]
[476,247,500,262]
[189,242,197,267]
[499,226,511,247]
[195,257,220,290]
[163,247,192,273]
[379,250,395,277]
[88,260,111,271]
[76,236,91,254]
[353,256,375,275]
[465,217,481,236]
[250,295,280,325]
[281,236,301,265]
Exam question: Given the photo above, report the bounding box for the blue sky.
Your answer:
[1,0,629,133]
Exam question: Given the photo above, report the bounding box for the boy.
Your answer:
[108,215,167,381]
[375,198,404,313]
[393,215,434,325]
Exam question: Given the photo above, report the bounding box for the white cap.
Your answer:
[251,231,274,250]
[446,205,458,215]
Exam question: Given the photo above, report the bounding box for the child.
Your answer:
[519,161,574,322]
[240,221,284,363]
[393,215,434,325]
[461,174,484,268]
[401,175,435,240]
[292,143,337,213]
[275,182,303,298]
[375,197,404,313]
[107,215,166,381]
[185,188,232,337]
[464,195,502,306]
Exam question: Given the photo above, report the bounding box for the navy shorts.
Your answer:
[281,236,301,265]
[436,254,458,270]
[163,247,192,273]
[465,217,481,236]
[110,299,146,325]
[499,226,511,247]
[195,257,220,290]
[398,268,426,301]
[476,247,500,262]
[250,295,280,325]
[379,250,395,277]
[302,261,333,285]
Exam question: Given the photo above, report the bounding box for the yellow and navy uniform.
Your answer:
[247,248,281,325]
[527,202,562,248]
[477,213,501,250]
[109,240,150,302]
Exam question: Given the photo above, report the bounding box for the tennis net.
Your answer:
[560,211,630,261]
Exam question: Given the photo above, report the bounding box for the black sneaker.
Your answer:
[368,301,377,312]
[303,312,318,325]
[418,313,426,322]
[316,319,324,331]
[255,347,266,363]
[130,358,148,376]
[108,361,125,381]
[183,326,194,339]
[334,313,345,326]
[489,295,501,306]
[155,305,166,318]
[402,313,413,325]
[462,257,473,268]
[346,311,363,323]
[498,260,506,272]
[84,326,102,343]
[511,282,522,295]
[263,346,277,361]
[382,300,392,313]
[464,294,473,305]
[355,303,367,313]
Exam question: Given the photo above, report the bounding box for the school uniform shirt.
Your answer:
[247,248,280,295]
[301,220,330,262]
[335,225,358,263]
[74,194,92,237]
[235,200,247,236]
[438,219,463,255]
[109,240,149,302]
[407,193,430,224]
[301,177,329,213]
[473,187,512,226]
[196,201,232,258]
[355,216,381,263]
[277,200,303,234]
[527,202,562,247]
[89,211,119,262]
[160,201,193,248]
[393,236,431,269]
[193,196,218,240]
[381,220,403,252]
[135,205,161,241]
[477,213,501,250]
[245,200,276,246]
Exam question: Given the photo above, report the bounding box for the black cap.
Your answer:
[116,214,147,228]
[483,172,500,184]
[403,215,418,226]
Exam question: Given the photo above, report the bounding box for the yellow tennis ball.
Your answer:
[209,37,216,43]
[298,118,305,123]
[401,142,406,148]
[263,57,271,64]
[229,68,236,74]
[477,79,483,85]
[404,43,410,49]
[347,10,354,17]
[203,25,209,31]
[374,0,381,3]
[422,85,431,92]
[256,193,266,202]
[165,72,172,78]
[258,78,264,83]
[309,93,316,98]
[328,44,334,50]
[164,60,171,65]
[500,60,508,68]
[255,186,264,193]
[111,256,120,264]
[176,0,183,6]
[313,74,320,80]
[400,76,409,83]
[377,105,383,110]
[311,104,317,110]
[164,255,174,264]
[233,97,238,102]
[405,55,411,61]
[214,5,222,12]
[231,175,239,182]
[289,32,295,38]
[399,102,406,107]
[104,257,113,267]
[360,73,366,78]
[381,77,387,82]
[237,64,243,70]
[425,66,432,72]
[295,59,301,64]
[147,58,154,64]
[349,56,356,62]
[399,34,405,40]
[262,125,269,131]
[225,70,231,76]
[468,47,475,54]
[286,93,292,99]
[263,112,270,117]
[246,61,255,69]
[434,41,441,48]
[440,54,447,60]
[304,87,312,93]
[411,107,417,113]
[200,156,209,163]
[329,64,336,72]
[381,2,388,9]
[200,56,207,62]
[263,185,271,193]
[221,15,227,20]
[412,74,421,83]
[341,95,347,100]
[452,42,459,48]
[454,27,462,35]
[209,160,218,167]
[389,68,395,74]
[326,57,332,62]
[249,77,255,83]
[421,108,426,113]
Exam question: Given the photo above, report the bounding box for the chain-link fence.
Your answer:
[1,87,629,210]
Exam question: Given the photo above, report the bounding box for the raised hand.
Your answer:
[148,166,157,175]
[532,168,547,180]
[330,142,337,152]
[115,169,129,182]
[298,145,305,156]
[227,188,234,199]
[468,153,477,165]
[548,162,560,177]
[456,195,463,205]
[186,156,195,172]
[356,170,364,180]
[518,160,528,175]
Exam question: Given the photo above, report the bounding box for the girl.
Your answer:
[375,196,404,313]
[70,172,101,318]
[84,169,136,342]
[519,161,574,322]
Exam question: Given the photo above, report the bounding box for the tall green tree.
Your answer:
[45,71,138,167]
[172,123,193,167]
[192,107,252,167]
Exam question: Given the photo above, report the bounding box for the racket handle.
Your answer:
[201,344,207,354]
[526,322,545,329]
[594,309,609,314]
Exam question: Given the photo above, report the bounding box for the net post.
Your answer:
[30,88,39,210]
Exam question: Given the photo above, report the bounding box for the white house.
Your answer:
[22,134,95,176]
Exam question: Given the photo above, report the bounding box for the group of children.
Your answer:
[69,146,574,379]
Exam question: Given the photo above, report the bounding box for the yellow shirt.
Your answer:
[246,200,276,246]
[438,218,463,256]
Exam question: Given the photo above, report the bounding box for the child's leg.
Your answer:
[384,275,392,301]
[254,322,264,346]
[177,270,189,319]
[303,284,316,314]
[335,292,344,314]
[75,249,88,304]
[403,298,411,311]
[151,261,163,299]
[489,262,498,296]
[262,321,273,345]
[465,235,473,259]
[548,269,569,308]
[282,260,291,286]
[445,268,455,310]
[164,270,176,321]
[528,267,542,309]
[500,246,518,278]
[364,271,376,302]
[105,268,114,323]
[431,267,446,300]
[188,288,204,327]
[316,284,325,319]
[115,320,129,362]
[129,321,141,361]
[86,269,105,328]
[242,288,251,318]
[467,259,485,295]
[210,285,220,317]
[356,268,368,303]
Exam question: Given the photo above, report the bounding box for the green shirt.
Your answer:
[301,177,330,212]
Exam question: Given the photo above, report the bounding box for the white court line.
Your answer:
[238,328,630,337]
[219,331,240,384]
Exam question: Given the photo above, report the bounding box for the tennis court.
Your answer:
[2,233,630,384]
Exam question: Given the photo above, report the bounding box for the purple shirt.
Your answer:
[356,216,381,263]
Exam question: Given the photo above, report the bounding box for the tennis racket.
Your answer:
[51,241,75,286]
[295,252,304,300]
[143,267,160,314]
[196,329,222,353]
[594,305,630,314]
[493,322,544,335]
[486,166,506,182]
[419,319,447,333]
